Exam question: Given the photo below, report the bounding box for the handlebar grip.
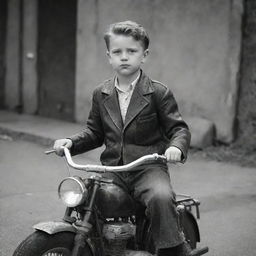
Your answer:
[153,153,167,163]
[45,149,56,155]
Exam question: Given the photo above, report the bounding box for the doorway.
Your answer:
[0,0,7,109]
[38,0,77,121]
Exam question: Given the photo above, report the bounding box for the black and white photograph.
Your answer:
[0,1,255,256]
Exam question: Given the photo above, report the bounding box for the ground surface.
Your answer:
[191,142,256,168]
[1,137,256,256]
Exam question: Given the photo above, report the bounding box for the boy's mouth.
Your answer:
[120,64,130,68]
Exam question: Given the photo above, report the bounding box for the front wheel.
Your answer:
[13,231,93,256]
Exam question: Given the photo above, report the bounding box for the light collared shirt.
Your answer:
[115,72,141,122]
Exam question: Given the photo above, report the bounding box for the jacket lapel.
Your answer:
[102,72,154,131]
[124,72,153,130]
[102,78,123,131]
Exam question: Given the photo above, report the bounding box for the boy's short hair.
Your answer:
[104,21,150,50]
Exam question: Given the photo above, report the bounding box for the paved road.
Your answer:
[0,138,256,256]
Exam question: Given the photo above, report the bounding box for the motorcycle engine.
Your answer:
[103,222,136,256]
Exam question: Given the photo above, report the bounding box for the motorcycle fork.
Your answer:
[71,178,101,256]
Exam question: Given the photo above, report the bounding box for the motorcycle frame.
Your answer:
[34,179,202,256]
[23,150,209,256]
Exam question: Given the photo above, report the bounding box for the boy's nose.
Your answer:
[121,52,128,61]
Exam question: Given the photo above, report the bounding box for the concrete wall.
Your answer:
[3,0,242,143]
[76,0,243,143]
[237,0,256,150]
[22,0,38,114]
[4,0,38,114]
[0,0,7,109]
[5,0,21,111]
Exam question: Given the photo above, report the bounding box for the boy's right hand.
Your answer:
[53,139,73,156]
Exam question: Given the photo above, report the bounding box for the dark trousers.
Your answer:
[103,165,185,249]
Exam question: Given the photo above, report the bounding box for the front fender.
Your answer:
[33,221,97,255]
[33,221,76,235]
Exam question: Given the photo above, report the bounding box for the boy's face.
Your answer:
[107,34,148,79]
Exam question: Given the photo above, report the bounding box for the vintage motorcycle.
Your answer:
[13,147,208,256]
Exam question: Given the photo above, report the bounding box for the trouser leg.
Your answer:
[129,166,185,250]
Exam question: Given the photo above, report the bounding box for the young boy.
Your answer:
[54,21,191,256]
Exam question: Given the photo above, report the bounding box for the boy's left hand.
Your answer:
[164,146,182,163]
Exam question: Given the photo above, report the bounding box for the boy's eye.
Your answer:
[112,50,121,54]
[128,49,137,53]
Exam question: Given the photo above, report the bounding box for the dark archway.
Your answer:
[0,0,7,109]
[38,0,77,121]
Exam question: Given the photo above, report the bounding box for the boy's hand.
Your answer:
[164,146,182,163]
[53,139,73,156]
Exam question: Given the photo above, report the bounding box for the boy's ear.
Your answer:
[142,49,149,63]
[106,51,112,64]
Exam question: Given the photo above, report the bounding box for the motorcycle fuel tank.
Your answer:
[95,183,137,218]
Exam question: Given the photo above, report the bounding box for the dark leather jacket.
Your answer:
[70,71,191,166]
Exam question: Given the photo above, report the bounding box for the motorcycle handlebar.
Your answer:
[45,147,167,173]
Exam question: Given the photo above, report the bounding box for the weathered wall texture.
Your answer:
[22,0,38,114]
[76,0,243,143]
[5,0,21,111]
[0,0,7,108]
[237,0,256,150]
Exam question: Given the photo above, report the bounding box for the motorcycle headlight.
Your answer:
[58,177,88,207]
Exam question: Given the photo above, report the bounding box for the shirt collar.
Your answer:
[115,71,141,93]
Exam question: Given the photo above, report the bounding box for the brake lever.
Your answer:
[154,154,167,164]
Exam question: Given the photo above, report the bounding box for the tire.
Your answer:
[13,231,93,256]
[142,211,198,254]
[182,212,198,249]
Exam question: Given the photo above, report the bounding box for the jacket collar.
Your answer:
[101,70,154,96]
[102,71,154,131]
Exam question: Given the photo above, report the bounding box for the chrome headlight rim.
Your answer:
[58,176,87,207]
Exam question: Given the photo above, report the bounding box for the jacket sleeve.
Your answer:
[69,89,104,155]
[156,87,191,162]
